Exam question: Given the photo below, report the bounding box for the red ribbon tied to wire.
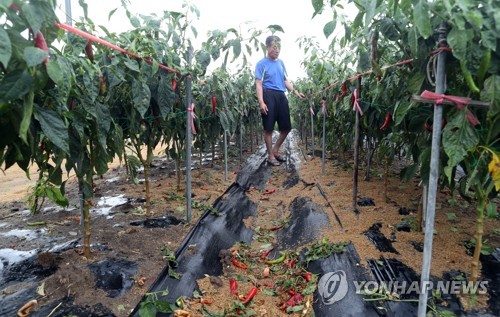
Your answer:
[186,103,197,134]
[351,89,364,116]
[420,90,480,126]
[321,99,328,116]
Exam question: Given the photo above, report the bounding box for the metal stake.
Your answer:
[322,103,326,175]
[185,47,193,223]
[418,23,448,317]
[224,130,228,181]
[352,77,361,212]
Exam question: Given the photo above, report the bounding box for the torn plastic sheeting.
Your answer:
[307,243,381,316]
[308,247,420,316]
[33,296,115,317]
[0,286,37,317]
[0,240,80,316]
[482,248,500,315]
[367,257,420,300]
[282,163,300,189]
[88,259,138,298]
[357,197,376,206]
[129,216,184,228]
[276,196,332,251]
[364,222,399,254]
[235,152,272,190]
[0,240,79,288]
[130,183,258,316]
[367,258,475,316]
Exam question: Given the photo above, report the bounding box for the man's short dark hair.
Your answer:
[266,35,281,47]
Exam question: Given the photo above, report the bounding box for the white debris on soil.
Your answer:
[285,129,304,169]
[92,195,128,216]
[0,248,36,270]
[106,176,121,183]
[1,228,47,241]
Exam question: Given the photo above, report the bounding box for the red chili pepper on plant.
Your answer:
[85,40,94,62]
[337,82,348,101]
[172,79,177,91]
[379,112,391,130]
[232,257,248,269]
[34,31,49,65]
[240,287,258,305]
[211,95,217,113]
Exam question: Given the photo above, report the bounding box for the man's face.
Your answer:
[267,41,281,60]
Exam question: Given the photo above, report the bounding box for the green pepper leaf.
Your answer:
[413,0,432,39]
[0,28,12,68]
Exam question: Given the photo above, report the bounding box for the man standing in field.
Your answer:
[255,35,305,166]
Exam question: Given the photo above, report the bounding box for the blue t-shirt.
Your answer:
[255,58,288,92]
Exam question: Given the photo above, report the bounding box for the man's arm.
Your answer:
[256,79,268,115]
[285,80,305,98]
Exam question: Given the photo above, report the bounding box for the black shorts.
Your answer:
[262,89,291,132]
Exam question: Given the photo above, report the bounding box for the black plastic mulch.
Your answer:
[33,296,115,317]
[307,243,381,317]
[364,222,399,254]
[88,259,138,298]
[482,248,500,316]
[276,196,332,250]
[130,216,184,228]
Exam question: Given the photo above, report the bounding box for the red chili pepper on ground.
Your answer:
[285,292,304,308]
[269,223,284,231]
[304,273,312,282]
[199,298,213,305]
[288,258,297,269]
[172,79,177,91]
[241,287,258,305]
[261,247,274,258]
[85,40,94,62]
[263,188,275,195]
[211,95,217,113]
[230,279,238,296]
[34,31,49,65]
[232,257,248,269]
[380,112,391,130]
